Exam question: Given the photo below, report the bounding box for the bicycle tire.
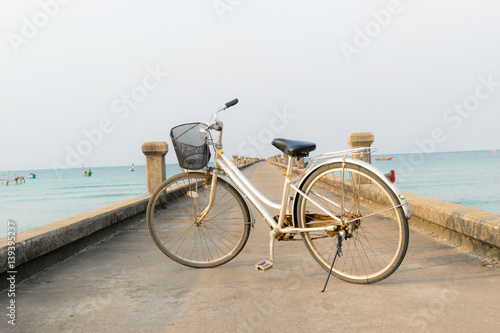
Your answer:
[146,171,251,268]
[295,161,409,284]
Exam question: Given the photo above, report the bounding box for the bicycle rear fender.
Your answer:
[185,170,256,227]
[291,158,411,227]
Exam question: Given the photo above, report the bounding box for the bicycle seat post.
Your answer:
[276,155,295,228]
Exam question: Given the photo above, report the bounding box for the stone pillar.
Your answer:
[297,157,305,169]
[142,141,168,194]
[233,155,238,165]
[283,154,289,165]
[347,132,374,163]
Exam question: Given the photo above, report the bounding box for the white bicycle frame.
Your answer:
[213,148,410,232]
[197,104,410,263]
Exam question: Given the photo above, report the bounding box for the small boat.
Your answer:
[493,149,497,156]
[375,157,393,161]
[82,164,92,177]
[129,163,135,172]
[29,173,36,179]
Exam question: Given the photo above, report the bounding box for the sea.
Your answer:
[1,150,498,238]
[372,150,499,213]
[0,164,180,238]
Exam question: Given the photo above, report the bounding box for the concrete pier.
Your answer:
[347,132,374,164]
[0,162,498,332]
[141,141,168,194]
[0,155,260,290]
[297,156,304,169]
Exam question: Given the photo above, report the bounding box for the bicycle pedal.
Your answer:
[255,260,273,272]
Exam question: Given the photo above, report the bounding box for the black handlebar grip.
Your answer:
[225,98,239,108]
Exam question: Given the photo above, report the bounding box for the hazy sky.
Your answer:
[1,0,499,171]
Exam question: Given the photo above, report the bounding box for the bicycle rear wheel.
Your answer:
[296,162,409,284]
[147,172,251,268]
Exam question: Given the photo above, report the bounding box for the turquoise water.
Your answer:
[1,150,498,238]
[0,164,181,238]
[372,150,499,214]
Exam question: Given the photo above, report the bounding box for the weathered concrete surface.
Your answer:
[0,196,150,270]
[1,163,499,332]
[142,141,168,194]
[347,132,374,163]
[404,192,500,259]
[0,196,150,291]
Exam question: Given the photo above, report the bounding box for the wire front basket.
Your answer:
[170,122,211,170]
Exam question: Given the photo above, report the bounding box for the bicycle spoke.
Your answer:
[298,162,408,283]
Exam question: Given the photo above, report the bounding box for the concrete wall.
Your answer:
[0,196,149,291]
[403,192,500,259]
[267,159,500,260]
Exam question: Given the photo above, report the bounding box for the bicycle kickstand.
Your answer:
[255,229,278,271]
[321,231,345,293]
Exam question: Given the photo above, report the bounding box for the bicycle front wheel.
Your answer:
[296,162,409,284]
[146,172,251,268]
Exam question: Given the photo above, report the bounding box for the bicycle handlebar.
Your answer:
[225,98,238,108]
[208,98,239,131]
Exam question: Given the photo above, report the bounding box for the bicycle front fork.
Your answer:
[194,168,220,224]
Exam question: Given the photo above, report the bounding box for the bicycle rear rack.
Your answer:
[292,147,377,184]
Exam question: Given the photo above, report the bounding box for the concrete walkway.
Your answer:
[1,162,499,332]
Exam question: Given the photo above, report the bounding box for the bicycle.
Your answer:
[146,99,410,286]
